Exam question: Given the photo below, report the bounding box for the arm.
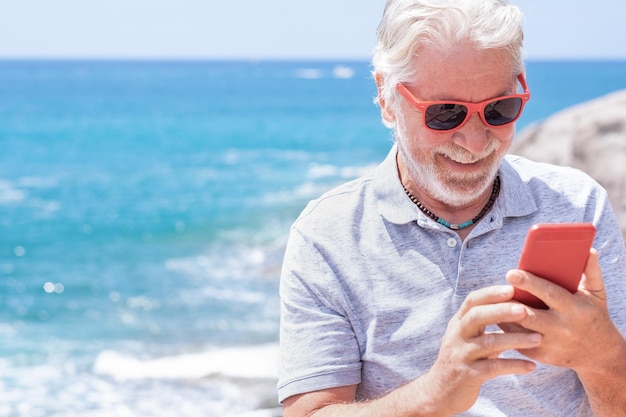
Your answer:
[506,249,626,417]
[283,285,542,417]
[577,337,626,417]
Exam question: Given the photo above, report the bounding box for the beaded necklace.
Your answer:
[402,175,501,230]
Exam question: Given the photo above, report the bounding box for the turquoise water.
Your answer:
[1,59,625,416]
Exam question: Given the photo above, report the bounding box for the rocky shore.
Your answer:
[511,89,626,238]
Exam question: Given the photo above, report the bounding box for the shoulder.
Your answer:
[293,171,377,235]
[505,154,597,182]
[503,154,606,200]
[495,154,614,228]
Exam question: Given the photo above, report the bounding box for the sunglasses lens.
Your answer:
[484,97,523,126]
[425,103,468,130]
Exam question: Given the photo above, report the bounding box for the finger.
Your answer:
[460,302,531,338]
[474,357,537,380]
[470,329,542,360]
[498,322,533,334]
[458,285,515,317]
[506,269,572,311]
[579,248,606,297]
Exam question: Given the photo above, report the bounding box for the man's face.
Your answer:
[385,45,517,208]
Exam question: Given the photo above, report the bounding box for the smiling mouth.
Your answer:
[443,154,482,165]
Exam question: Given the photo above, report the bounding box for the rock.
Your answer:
[510,89,626,239]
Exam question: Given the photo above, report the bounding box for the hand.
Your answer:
[503,249,623,372]
[423,285,542,415]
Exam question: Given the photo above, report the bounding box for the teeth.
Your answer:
[446,155,478,164]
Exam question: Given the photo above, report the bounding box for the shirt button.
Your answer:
[447,238,457,248]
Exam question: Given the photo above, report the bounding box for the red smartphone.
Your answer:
[514,223,596,309]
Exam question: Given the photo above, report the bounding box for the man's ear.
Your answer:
[375,72,396,123]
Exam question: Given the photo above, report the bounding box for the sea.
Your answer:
[1,59,625,417]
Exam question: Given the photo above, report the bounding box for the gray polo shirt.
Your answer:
[278,145,626,416]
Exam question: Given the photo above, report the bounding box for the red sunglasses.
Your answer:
[396,74,530,132]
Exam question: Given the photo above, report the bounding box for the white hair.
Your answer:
[372,0,525,128]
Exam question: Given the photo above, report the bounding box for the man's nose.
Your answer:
[452,112,492,154]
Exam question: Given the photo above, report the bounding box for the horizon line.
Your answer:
[0,56,625,63]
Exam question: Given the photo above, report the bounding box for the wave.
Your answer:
[332,65,355,79]
[0,344,281,417]
[261,162,377,207]
[16,176,60,188]
[0,177,62,219]
[306,162,377,180]
[165,238,285,283]
[0,179,26,204]
[0,323,16,337]
[294,65,356,80]
[92,344,279,381]
[294,68,323,80]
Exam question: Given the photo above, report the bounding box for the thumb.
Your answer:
[579,248,606,301]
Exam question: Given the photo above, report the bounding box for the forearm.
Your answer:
[309,377,448,417]
[577,331,626,417]
[284,287,540,417]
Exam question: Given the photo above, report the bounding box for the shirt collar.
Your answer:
[373,144,538,226]
[373,144,422,225]
[498,155,539,219]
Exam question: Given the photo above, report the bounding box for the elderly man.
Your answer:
[278,1,626,415]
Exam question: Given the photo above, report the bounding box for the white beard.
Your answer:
[396,129,504,208]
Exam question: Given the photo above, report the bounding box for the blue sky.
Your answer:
[0,1,624,60]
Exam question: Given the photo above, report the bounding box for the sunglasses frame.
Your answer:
[395,74,531,132]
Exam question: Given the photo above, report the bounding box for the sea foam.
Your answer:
[93,344,279,381]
